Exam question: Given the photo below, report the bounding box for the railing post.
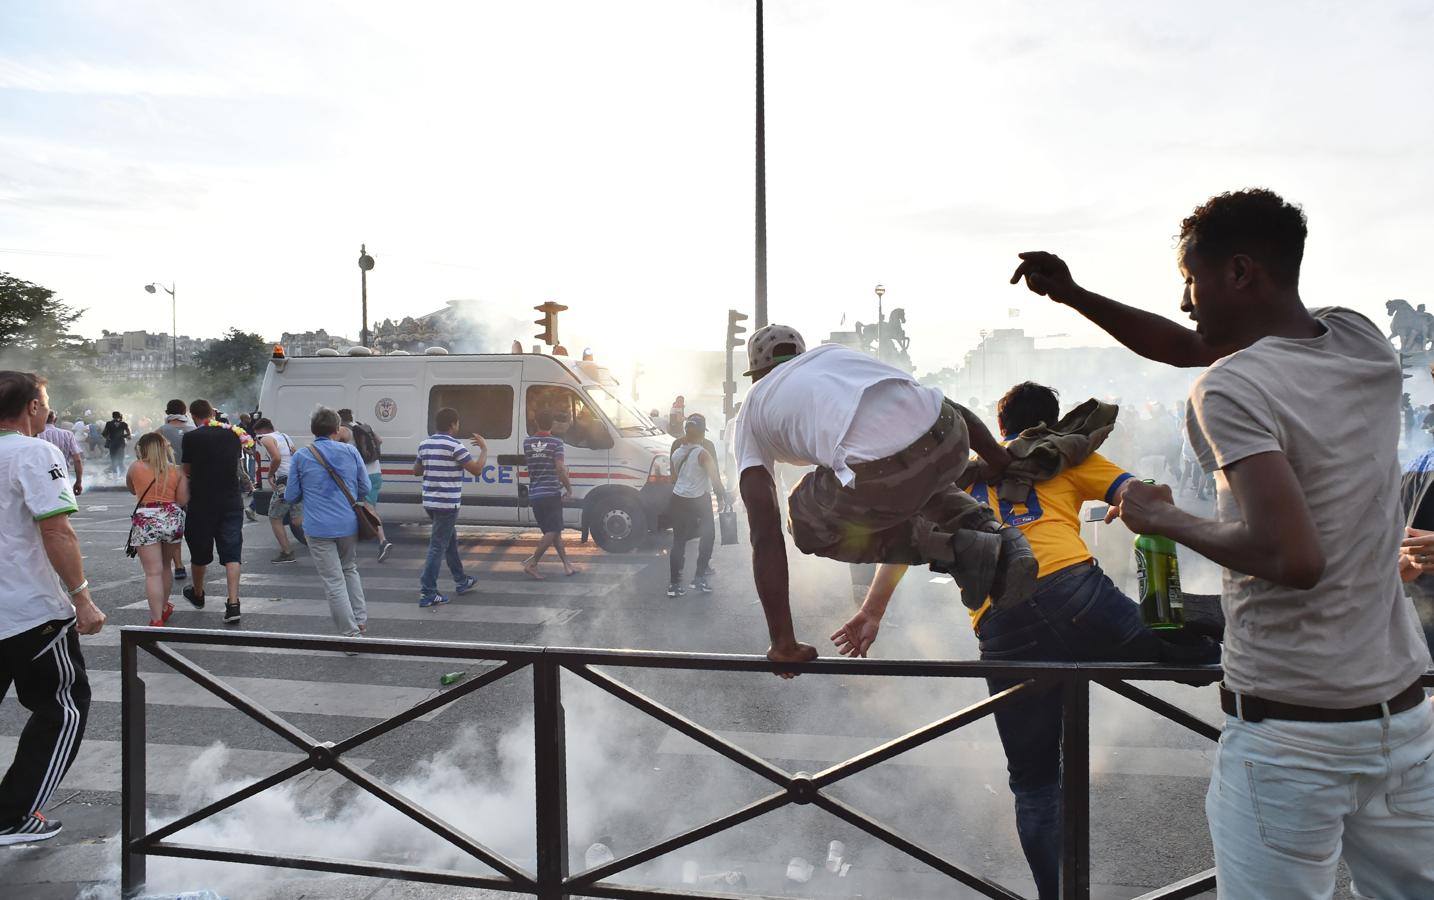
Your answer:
[120,632,148,898]
[1059,672,1091,900]
[534,657,569,900]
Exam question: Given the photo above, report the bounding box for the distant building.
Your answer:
[279,329,358,358]
[92,330,209,384]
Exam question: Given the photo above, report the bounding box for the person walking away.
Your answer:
[0,371,105,845]
[180,400,251,625]
[521,407,577,579]
[155,401,193,580]
[338,408,393,561]
[734,324,1037,671]
[285,409,370,646]
[1012,188,1434,898]
[252,419,301,564]
[668,414,728,596]
[125,433,188,626]
[38,412,83,498]
[86,420,103,461]
[102,411,130,480]
[413,407,488,607]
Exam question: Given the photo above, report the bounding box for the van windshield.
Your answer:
[585,386,663,436]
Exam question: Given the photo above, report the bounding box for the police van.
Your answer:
[256,346,674,552]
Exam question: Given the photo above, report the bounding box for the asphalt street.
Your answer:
[2,488,1333,900]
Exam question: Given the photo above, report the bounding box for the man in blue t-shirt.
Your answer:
[522,408,575,578]
[412,407,488,607]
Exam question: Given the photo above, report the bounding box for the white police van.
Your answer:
[256,346,674,552]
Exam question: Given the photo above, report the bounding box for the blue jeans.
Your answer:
[976,561,1167,900]
[1207,701,1434,899]
[419,508,465,599]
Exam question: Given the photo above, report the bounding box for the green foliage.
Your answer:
[194,329,269,410]
[0,271,89,355]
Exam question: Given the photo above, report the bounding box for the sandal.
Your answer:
[161,601,174,624]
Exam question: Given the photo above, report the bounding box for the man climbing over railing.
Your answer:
[733,324,1038,673]
[1011,188,1434,899]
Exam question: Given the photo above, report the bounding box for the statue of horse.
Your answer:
[1387,299,1434,354]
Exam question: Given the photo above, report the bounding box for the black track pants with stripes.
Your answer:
[0,618,91,824]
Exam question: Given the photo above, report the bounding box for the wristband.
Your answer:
[66,579,89,597]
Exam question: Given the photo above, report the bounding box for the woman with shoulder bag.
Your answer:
[126,433,189,626]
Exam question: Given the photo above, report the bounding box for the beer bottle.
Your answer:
[1133,481,1184,629]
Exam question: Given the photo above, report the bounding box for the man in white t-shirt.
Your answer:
[0,371,106,846]
[1013,188,1434,898]
[734,325,1037,672]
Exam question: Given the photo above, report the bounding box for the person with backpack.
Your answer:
[101,411,130,480]
[339,409,393,561]
[251,419,302,564]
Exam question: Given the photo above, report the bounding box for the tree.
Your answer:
[0,272,88,354]
[196,328,268,380]
[195,328,270,411]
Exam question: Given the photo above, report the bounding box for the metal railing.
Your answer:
[119,626,1267,899]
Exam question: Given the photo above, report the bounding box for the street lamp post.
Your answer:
[754,0,768,329]
[358,245,375,348]
[874,284,885,363]
[143,282,177,371]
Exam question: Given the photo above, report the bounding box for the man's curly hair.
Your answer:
[1178,189,1307,288]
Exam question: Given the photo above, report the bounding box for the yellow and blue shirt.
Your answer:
[965,448,1132,628]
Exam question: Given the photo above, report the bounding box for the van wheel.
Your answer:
[589,496,645,553]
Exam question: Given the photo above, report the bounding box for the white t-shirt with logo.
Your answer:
[734,344,943,486]
[0,433,78,640]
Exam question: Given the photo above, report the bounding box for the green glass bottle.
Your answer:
[1133,482,1184,629]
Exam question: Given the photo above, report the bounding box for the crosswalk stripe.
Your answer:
[116,596,583,626]
[0,736,372,801]
[655,729,1215,780]
[173,572,622,598]
[86,669,454,721]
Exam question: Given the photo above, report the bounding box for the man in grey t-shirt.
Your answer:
[156,399,192,464]
[1013,189,1434,899]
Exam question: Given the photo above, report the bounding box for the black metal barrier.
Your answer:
[118,626,1422,900]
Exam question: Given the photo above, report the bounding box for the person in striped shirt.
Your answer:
[521,407,576,579]
[412,407,488,608]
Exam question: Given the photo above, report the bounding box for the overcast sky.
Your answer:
[2,0,1431,373]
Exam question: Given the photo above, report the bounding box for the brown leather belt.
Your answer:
[1220,679,1426,723]
[847,410,954,482]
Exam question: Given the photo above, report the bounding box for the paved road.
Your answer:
[3,490,1272,899]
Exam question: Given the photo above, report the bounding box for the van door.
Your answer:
[522,384,613,528]
[427,383,520,524]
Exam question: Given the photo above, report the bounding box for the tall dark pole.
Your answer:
[754,0,768,328]
[171,284,177,371]
[358,244,375,348]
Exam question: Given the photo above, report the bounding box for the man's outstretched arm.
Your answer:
[1011,251,1237,368]
[740,465,817,674]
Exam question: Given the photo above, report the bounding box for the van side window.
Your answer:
[429,385,514,438]
[526,385,612,451]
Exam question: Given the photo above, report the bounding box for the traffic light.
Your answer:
[727,309,749,349]
[534,301,568,346]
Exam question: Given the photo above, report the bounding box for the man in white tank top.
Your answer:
[734,325,1037,673]
[253,419,301,564]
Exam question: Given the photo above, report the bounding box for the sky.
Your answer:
[2,0,1432,375]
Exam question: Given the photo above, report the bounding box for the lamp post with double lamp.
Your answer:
[143,282,177,371]
[874,283,885,364]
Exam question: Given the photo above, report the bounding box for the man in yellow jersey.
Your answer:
[833,381,1181,900]
[974,383,1208,899]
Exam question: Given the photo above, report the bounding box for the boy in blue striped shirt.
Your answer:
[412,407,488,607]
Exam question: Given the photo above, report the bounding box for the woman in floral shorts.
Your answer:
[126,433,189,626]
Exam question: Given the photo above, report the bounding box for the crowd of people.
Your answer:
[3,188,1434,899]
